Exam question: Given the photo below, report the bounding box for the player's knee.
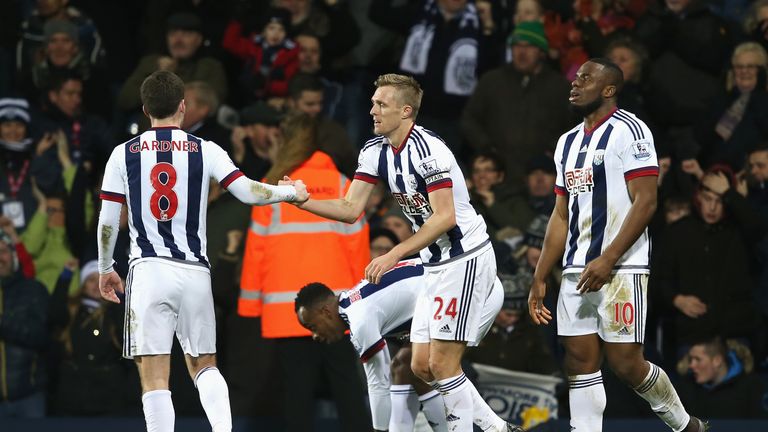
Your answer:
[427,354,461,380]
[391,350,412,382]
[411,355,432,383]
[606,355,643,384]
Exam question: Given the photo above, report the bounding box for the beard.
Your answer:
[569,97,603,118]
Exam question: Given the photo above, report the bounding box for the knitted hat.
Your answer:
[499,272,531,311]
[44,19,79,43]
[80,260,99,285]
[260,7,291,32]
[508,21,548,52]
[0,98,31,125]
[523,214,549,250]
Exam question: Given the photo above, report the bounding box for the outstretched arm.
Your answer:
[225,174,307,205]
[289,177,375,224]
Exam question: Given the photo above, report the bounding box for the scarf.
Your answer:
[715,92,750,141]
[0,138,34,152]
[400,0,480,96]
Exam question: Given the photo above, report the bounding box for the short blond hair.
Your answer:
[374,73,423,119]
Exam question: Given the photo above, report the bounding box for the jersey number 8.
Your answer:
[150,162,178,221]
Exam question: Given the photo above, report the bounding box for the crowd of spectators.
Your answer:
[1,0,767,422]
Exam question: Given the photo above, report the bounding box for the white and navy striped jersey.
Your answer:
[99,126,244,269]
[354,124,489,265]
[338,258,423,361]
[554,108,658,274]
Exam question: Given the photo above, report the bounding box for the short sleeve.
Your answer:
[618,123,659,181]
[206,141,244,188]
[99,146,126,204]
[554,137,567,196]
[352,142,380,184]
[414,143,454,193]
[347,308,385,362]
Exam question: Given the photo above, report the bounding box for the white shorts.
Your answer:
[123,258,216,359]
[410,244,503,345]
[557,272,648,343]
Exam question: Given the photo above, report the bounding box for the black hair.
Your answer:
[691,335,728,360]
[294,282,335,312]
[140,70,185,119]
[370,227,400,246]
[588,57,625,94]
[47,69,83,93]
[470,151,506,174]
[288,73,324,100]
[749,142,768,155]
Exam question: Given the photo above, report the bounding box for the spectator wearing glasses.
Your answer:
[695,42,768,171]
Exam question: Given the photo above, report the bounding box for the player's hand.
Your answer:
[365,252,399,285]
[673,294,707,318]
[577,255,615,294]
[292,179,310,204]
[528,278,552,325]
[99,271,124,304]
[279,175,295,186]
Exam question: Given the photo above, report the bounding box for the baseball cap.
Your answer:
[167,12,203,33]
[239,102,284,126]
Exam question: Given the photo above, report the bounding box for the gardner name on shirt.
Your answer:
[129,140,200,153]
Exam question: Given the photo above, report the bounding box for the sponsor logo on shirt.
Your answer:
[393,192,432,216]
[565,167,594,196]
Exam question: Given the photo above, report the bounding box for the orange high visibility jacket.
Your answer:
[238,151,369,338]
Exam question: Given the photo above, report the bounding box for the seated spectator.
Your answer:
[0,231,49,418]
[286,73,357,177]
[16,0,105,77]
[0,98,40,232]
[659,166,766,348]
[677,336,768,418]
[468,152,534,244]
[20,19,110,117]
[118,12,227,124]
[20,184,78,295]
[605,36,652,123]
[464,271,558,375]
[182,81,231,153]
[462,21,573,189]
[230,102,282,181]
[34,72,113,193]
[294,33,344,121]
[48,260,138,415]
[744,0,768,54]
[276,0,360,68]
[381,206,414,242]
[371,0,500,153]
[222,8,299,100]
[524,153,557,216]
[695,42,768,171]
[370,227,399,259]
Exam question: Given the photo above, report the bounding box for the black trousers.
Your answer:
[276,336,370,432]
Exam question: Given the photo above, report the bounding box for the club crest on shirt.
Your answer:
[593,149,605,166]
[408,174,418,189]
[632,141,652,161]
[565,167,594,196]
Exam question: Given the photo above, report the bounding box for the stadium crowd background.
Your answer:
[1,0,768,425]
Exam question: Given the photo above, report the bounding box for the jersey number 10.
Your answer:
[150,162,178,221]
